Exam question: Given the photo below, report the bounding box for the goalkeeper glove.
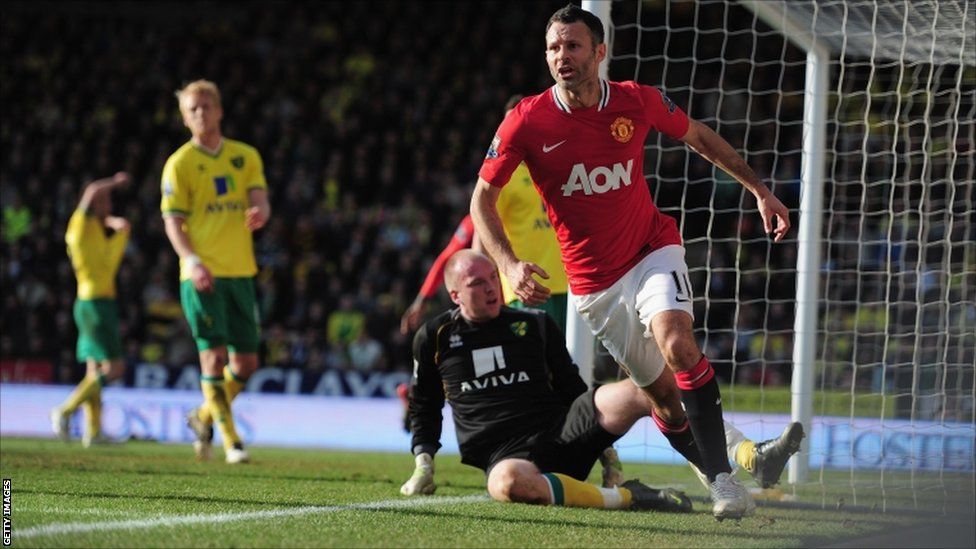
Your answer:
[400,452,436,496]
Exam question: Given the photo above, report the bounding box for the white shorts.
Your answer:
[569,245,694,387]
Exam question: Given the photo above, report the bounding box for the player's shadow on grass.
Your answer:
[365,505,792,540]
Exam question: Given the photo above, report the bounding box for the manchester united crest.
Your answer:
[610,117,634,143]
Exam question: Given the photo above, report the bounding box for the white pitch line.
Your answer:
[18,507,143,517]
[16,494,488,539]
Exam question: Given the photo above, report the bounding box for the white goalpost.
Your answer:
[578,0,975,512]
[743,0,830,486]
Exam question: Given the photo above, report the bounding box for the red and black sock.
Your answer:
[675,356,731,482]
[651,411,704,472]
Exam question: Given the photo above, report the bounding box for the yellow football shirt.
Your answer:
[497,163,569,303]
[160,139,267,280]
[65,210,129,299]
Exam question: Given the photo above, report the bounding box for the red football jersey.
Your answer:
[479,80,690,294]
[418,215,475,299]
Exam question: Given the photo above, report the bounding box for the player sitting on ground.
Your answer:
[401,250,804,511]
[398,211,625,488]
[400,250,689,511]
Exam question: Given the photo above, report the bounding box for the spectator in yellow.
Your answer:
[327,294,364,347]
[2,193,32,244]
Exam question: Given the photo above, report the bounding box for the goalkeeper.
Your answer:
[401,250,802,511]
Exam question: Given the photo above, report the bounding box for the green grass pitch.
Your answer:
[1,437,971,548]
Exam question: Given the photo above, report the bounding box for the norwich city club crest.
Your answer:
[510,321,527,337]
[610,117,634,143]
[231,156,245,169]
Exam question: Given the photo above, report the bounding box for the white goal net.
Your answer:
[604,0,974,513]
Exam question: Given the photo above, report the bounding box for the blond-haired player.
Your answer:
[161,80,271,464]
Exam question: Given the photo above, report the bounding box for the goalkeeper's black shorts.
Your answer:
[485,388,621,481]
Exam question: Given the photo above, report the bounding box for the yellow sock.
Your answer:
[201,376,241,449]
[542,473,631,509]
[62,373,104,413]
[735,440,757,472]
[83,390,102,438]
[224,365,246,402]
[200,366,247,425]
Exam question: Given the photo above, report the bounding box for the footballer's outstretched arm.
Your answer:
[679,119,791,242]
[470,177,550,306]
[77,172,130,212]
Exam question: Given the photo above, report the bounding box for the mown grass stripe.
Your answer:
[16,494,488,539]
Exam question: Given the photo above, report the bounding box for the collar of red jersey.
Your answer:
[550,79,610,114]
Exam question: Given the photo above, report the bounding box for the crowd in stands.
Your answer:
[2,1,837,388]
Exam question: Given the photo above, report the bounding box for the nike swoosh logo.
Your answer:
[542,140,567,153]
[675,296,691,303]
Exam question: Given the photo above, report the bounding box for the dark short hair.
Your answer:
[546,4,604,46]
[504,94,524,112]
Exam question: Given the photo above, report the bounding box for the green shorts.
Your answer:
[74,298,123,362]
[508,293,568,334]
[180,277,260,353]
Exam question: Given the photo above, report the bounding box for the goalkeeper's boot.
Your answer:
[599,447,624,488]
[225,442,250,464]
[710,472,755,521]
[750,422,804,488]
[50,407,70,442]
[186,407,214,461]
[400,452,436,496]
[622,480,692,513]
